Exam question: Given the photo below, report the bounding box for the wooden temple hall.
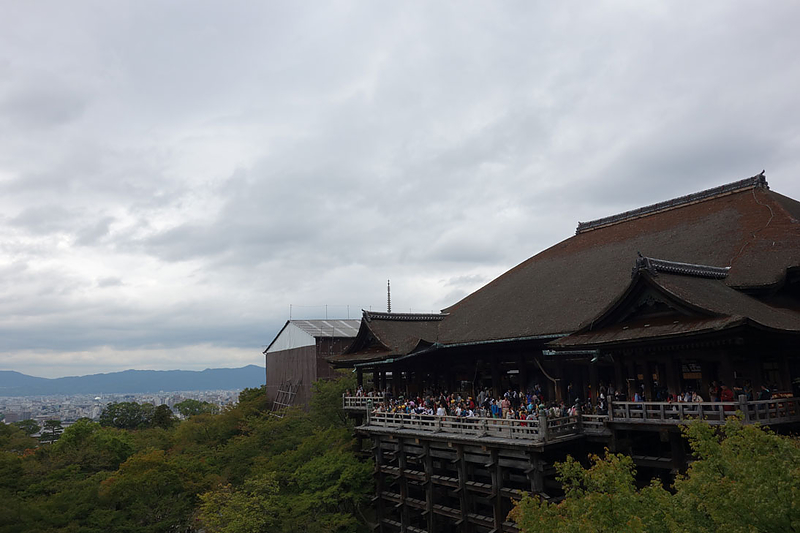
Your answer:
[329,174,800,533]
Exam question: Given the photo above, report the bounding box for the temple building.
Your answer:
[264,319,360,409]
[331,173,800,533]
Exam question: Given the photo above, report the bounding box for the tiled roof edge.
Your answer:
[632,255,730,279]
[363,310,448,322]
[577,172,768,234]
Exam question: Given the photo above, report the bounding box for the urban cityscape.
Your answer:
[1,390,241,428]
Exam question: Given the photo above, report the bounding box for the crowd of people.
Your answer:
[346,378,777,421]
[347,384,586,421]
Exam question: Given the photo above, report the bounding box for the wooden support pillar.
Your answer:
[668,359,683,397]
[372,370,379,392]
[373,437,385,533]
[423,441,435,533]
[380,370,387,392]
[492,361,502,399]
[518,354,528,392]
[527,452,544,494]
[669,431,687,472]
[614,356,625,395]
[626,359,637,400]
[779,355,792,393]
[447,369,456,395]
[746,357,762,390]
[490,448,503,532]
[415,369,424,397]
[589,362,599,406]
[552,363,564,403]
[643,360,655,401]
[719,351,735,389]
[397,439,409,531]
[357,368,363,387]
[456,445,469,532]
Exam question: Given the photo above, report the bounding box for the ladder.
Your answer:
[271,379,300,418]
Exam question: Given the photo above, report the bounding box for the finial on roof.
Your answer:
[387,280,391,313]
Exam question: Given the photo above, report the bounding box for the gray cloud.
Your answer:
[0,1,799,377]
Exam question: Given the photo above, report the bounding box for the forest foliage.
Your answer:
[510,418,800,533]
[0,374,374,533]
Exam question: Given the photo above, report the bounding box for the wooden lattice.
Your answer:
[271,379,300,418]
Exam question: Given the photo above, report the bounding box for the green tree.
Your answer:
[39,419,64,445]
[198,473,280,533]
[510,451,669,533]
[668,419,800,532]
[510,419,800,533]
[238,385,268,412]
[174,399,219,418]
[100,449,202,532]
[309,371,356,429]
[0,422,36,453]
[152,404,176,429]
[11,419,39,437]
[99,401,155,429]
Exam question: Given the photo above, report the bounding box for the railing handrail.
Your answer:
[365,410,589,444]
[609,396,800,425]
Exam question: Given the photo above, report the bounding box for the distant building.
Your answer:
[264,319,360,409]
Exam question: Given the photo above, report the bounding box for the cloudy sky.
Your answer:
[1,2,799,378]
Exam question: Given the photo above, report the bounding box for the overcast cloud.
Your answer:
[1,1,799,377]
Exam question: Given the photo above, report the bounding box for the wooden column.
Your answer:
[415,369,424,397]
[490,448,503,532]
[456,445,469,532]
[553,364,564,403]
[527,452,544,494]
[614,356,625,395]
[380,370,387,391]
[779,355,792,393]
[669,431,686,472]
[447,369,456,395]
[626,359,637,399]
[589,362,599,406]
[719,351,735,389]
[492,361,502,399]
[373,437,385,533]
[397,439,409,531]
[372,370,379,391]
[357,368,363,387]
[668,359,684,397]
[423,441,435,533]
[518,354,528,392]
[643,360,655,401]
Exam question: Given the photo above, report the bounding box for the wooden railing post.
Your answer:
[539,413,548,443]
[738,395,749,422]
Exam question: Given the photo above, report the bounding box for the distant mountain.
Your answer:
[0,365,265,397]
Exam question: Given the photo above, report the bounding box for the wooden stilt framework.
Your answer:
[271,379,300,417]
[368,432,579,533]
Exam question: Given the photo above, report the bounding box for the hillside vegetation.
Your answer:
[0,375,373,533]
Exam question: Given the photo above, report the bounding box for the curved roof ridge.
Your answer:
[576,172,768,234]
[633,255,730,279]
[363,310,447,322]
